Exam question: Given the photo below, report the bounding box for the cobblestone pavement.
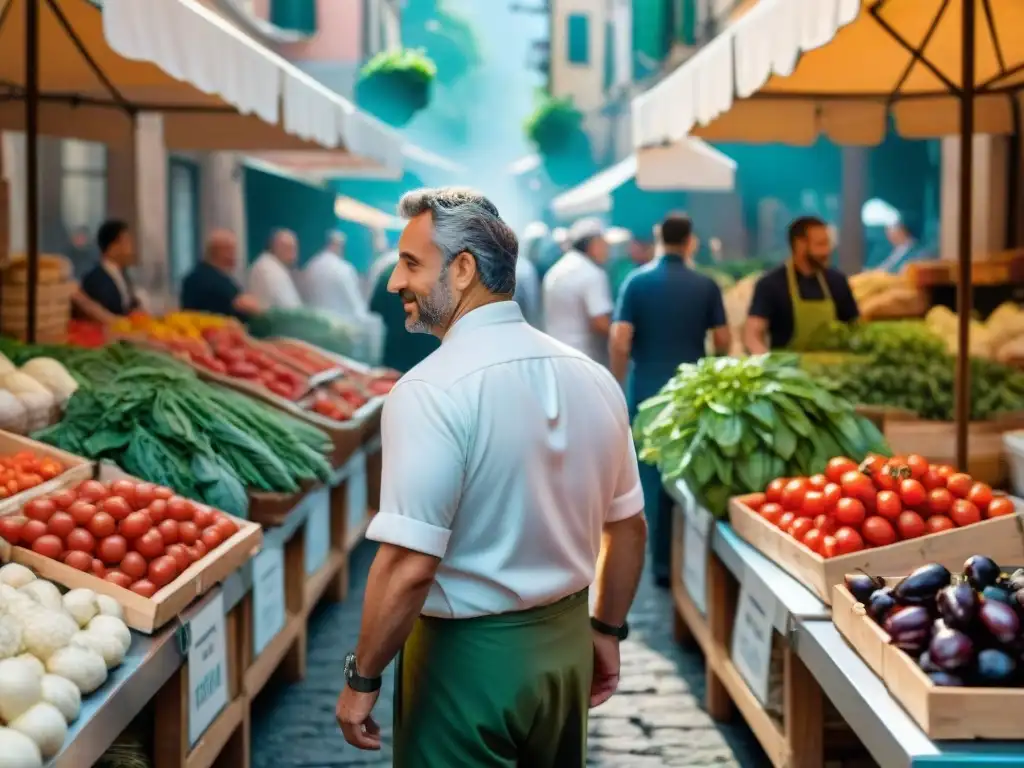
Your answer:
[252,542,769,767]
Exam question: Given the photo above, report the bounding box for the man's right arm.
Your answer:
[72,288,115,325]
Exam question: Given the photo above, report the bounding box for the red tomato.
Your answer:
[130,579,157,597]
[120,552,147,580]
[76,480,108,503]
[777,511,797,531]
[765,478,787,504]
[68,501,97,526]
[934,464,955,480]
[153,486,174,502]
[967,482,993,513]
[801,528,824,554]
[927,488,953,517]
[166,496,194,522]
[825,457,858,484]
[87,512,116,539]
[950,499,981,527]
[789,517,814,541]
[32,534,64,559]
[0,516,25,545]
[987,497,1016,518]
[104,570,133,589]
[745,493,767,511]
[63,550,93,571]
[906,454,929,480]
[874,464,898,491]
[157,519,179,545]
[921,468,946,491]
[193,505,216,529]
[66,528,96,554]
[109,480,137,509]
[946,473,974,499]
[840,471,874,504]
[213,516,239,539]
[898,479,927,508]
[147,499,168,524]
[148,555,178,587]
[833,527,865,555]
[190,540,209,561]
[862,517,897,547]
[166,544,190,573]
[821,535,838,558]
[178,521,199,546]
[23,499,56,523]
[133,482,156,509]
[759,502,783,526]
[925,515,956,534]
[801,490,826,519]
[897,511,926,540]
[808,474,828,491]
[46,511,75,539]
[119,511,152,540]
[49,490,77,511]
[21,519,48,545]
[834,497,866,527]
[90,559,107,578]
[780,479,807,511]
[874,490,902,521]
[101,496,132,522]
[97,535,128,565]
[822,483,842,511]
[135,529,165,559]
[813,513,838,535]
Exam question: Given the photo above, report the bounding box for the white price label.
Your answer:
[304,487,332,575]
[682,504,712,615]
[251,546,286,657]
[730,574,776,706]
[346,449,368,538]
[187,591,229,746]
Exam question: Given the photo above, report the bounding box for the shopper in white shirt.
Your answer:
[247,229,303,310]
[513,221,546,327]
[299,231,369,320]
[334,187,647,767]
[542,217,614,362]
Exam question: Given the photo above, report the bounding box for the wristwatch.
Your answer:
[590,617,629,641]
[343,652,382,693]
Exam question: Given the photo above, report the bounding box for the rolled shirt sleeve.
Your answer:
[365,379,466,558]
[608,432,644,522]
[584,268,614,319]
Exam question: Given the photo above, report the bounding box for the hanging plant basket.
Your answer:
[524,94,586,157]
[356,49,437,128]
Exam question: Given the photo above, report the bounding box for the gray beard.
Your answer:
[406,267,455,334]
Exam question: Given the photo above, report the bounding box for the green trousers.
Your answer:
[393,590,592,768]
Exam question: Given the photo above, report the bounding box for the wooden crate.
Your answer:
[0,464,263,633]
[728,495,1024,605]
[833,583,1024,740]
[0,429,93,516]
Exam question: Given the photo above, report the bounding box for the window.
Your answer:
[60,140,106,233]
[567,13,589,65]
[168,158,200,287]
[603,21,614,91]
[269,0,317,34]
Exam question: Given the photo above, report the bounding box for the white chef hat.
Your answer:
[551,227,569,245]
[568,217,605,244]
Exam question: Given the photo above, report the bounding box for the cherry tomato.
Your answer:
[87,511,117,539]
[157,519,179,545]
[147,499,168,524]
[178,521,199,546]
[822,482,842,511]
[759,502,783,526]
[66,528,96,554]
[777,511,797,531]
[813,513,836,533]
[23,499,56,523]
[166,543,190,573]
[862,516,897,547]
[800,490,825,518]
[825,457,858,484]
[101,496,132,522]
[32,534,64,559]
[106,570,134,589]
[50,490,77,510]
[135,529,165,559]
[68,501,97,526]
[833,527,865,555]
[0,516,25,546]
[802,528,824,555]
[950,499,981,527]
[821,535,838,558]
[898,479,927,508]
[897,511,926,540]
[859,454,886,477]
[120,551,148,580]
[213,516,239,539]
[874,490,902,521]
[925,515,955,533]
[119,511,152,540]
[745,493,767,511]
[765,478,787,504]
[927,488,953,517]
[840,471,874,504]
[21,519,48,545]
[191,540,209,560]
[789,517,814,541]
[166,496,194,522]
[45,511,74,539]
[76,480,108,503]
[966,482,993,513]
[906,454,929,480]
[934,465,955,481]
[98,534,128,565]
[153,486,174,502]
[90,558,107,578]
[987,497,1016,518]
[834,497,866,527]
[946,473,973,499]
[921,468,947,491]
[109,480,137,509]
[63,550,93,571]
[147,555,178,588]
[808,474,828,491]
[130,579,157,598]
[133,482,156,509]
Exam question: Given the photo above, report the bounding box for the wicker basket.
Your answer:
[0,278,75,343]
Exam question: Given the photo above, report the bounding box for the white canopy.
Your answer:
[334,196,406,231]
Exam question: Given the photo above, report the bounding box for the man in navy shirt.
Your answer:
[73,219,140,323]
[610,214,730,587]
[180,230,262,321]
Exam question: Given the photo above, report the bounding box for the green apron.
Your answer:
[393,590,592,767]
[784,260,838,350]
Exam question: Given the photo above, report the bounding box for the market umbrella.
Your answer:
[632,0,1023,467]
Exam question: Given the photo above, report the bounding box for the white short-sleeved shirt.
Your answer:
[541,249,614,361]
[247,253,303,310]
[299,251,369,320]
[365,301,643,619]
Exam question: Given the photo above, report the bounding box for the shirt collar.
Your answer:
[443,300,524,344]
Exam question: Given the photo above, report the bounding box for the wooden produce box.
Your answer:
[833,583,1024,740]
[728,495,1024,605]
[247,480,320,528]
[0,430,93,516]
[0,463,262,633]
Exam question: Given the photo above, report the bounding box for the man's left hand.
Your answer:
[336,686,382,750]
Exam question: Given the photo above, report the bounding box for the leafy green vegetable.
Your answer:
[634,354,890,518]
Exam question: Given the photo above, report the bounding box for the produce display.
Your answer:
[66,321,106,349]
[633,354,889,517]
[849,271,925,320]
[0,478,241,598]
[248,306,370,361]
[926,303,1024,364]
[747,452,1014,557]
[0,451,67,501]
[846,556,1024,687]
[0,353,78,435]
[0,562,131,764]
[109,310,237,345]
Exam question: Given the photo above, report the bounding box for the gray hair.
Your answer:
[397,187,518,295]
[268,228,296,250]
[326,230,346,248]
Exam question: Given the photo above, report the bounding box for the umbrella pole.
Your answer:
[954,0,976,469]
[24,0,40,344]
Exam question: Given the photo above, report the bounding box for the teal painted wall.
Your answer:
[243,166,336,269]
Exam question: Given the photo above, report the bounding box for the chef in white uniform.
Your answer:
[248,228,303,310]
[300,231,369,320]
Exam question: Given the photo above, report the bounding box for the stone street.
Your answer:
[252,543,769,767]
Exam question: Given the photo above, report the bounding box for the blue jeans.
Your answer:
[638,455,672,582]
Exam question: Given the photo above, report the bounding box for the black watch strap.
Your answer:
[344,652,382,693]
[590,617,629,640]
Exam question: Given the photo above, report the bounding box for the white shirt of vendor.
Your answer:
[247,252,303,310]
[541,248,614,361]
[299,249,369,320]
[365,301,644,619]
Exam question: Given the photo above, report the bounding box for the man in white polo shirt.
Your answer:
[334,187,647,767]
[541,217,614,364]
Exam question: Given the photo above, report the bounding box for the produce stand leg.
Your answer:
[784,644,823,768]
[325,478,350,603]
[212,702,250,768]
[282,532,308,682]
[669,506,696,647]
[706,554,737,721]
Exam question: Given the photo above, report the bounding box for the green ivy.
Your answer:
[356,49,437,127]
[523,93,585,156]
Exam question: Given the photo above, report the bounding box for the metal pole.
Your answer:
[25,0,40,344]
[954,0,976,469]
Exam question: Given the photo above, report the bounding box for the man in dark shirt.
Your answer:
[74,219,140,323]
[180,230,261,321]
[610,214,730,587]
[368,255,439,373]
[744,216,859,352]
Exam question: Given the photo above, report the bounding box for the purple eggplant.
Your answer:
[894,563,952,606]
[884,606,932,654]
[964,556,1001,591]
[929,628,974,671]
[867,587,898,624]
[982,585,1014,606]
[974,649,1017,686]
[978,600,1021,645]
[936,583,978,630]
[928,671,965,686]
[918,651,940,673]
[845,572,885,605]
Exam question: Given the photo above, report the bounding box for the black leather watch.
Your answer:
[343,652,382,693]
[590,617,629,641]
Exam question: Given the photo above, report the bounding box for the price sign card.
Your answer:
[187,591,228,746]
[346,449,368,537]
[682,503,713,615]
[304,487,332,575]
[730,574,776,706]
[252,545,286,657]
